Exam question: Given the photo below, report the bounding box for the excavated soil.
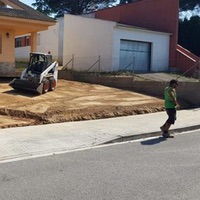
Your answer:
[0,79,165,129]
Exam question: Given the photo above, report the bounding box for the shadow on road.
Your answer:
[140,137,167,145]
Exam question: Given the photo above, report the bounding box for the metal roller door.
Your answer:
[119,40,151,72]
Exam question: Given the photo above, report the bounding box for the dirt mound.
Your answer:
[0,79,165,129]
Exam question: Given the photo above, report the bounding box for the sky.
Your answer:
[20,0,34,7]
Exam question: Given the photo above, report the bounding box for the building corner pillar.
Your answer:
[30,32,37,52]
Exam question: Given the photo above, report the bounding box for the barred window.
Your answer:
[25,36,30,46]
[15,38,21,47]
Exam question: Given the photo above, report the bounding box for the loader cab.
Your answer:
[28,53,53,74]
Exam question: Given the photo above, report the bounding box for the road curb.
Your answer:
[103,125,200,144]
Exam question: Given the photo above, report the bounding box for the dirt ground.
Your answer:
[0,79,165,129]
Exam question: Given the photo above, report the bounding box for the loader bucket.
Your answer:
[9,78,43,94]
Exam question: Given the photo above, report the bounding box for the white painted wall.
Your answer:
[113,25,170,72]
[63,14,115,71]
[15,23,59,62]
[15,14,170,72]
[15,45,29,62]
[58,17,64,65]
[37,23,59,61]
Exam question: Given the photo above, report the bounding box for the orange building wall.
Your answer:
[95,0,179,68]
[0,30,15,63]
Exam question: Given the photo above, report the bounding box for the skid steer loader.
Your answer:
[9,52,59,94]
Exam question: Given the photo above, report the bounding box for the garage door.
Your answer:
[119,40,151,72]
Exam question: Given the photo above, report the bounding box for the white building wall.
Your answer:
[37,23,59,61]
[15,23,59,62]
[58,17,64,65]
[113,26,170,71]
[15,14,170,72]
[15,45,30,62]
[63,14,115,71]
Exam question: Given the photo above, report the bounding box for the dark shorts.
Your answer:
[166,108,177,124]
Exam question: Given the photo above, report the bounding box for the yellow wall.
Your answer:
[0,29,15,62]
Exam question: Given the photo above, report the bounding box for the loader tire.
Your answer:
[49,78,56,91]
[42,79,49,94]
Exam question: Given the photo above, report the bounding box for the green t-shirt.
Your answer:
[164,86,177,109]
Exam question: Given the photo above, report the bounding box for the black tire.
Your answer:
[49,78,56,91]
[42,79,50,94]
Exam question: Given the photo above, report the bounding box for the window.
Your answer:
[15,38,22,48]
[15,36,30,47]
[25,36,30,46]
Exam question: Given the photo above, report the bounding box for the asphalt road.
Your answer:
[0,130,200,200]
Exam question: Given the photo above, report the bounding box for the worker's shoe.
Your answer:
[160,126,165,132]
[162,131,174,138]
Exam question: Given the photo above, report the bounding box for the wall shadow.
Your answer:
[140,137,167,145]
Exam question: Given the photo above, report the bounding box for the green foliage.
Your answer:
[179,16,200,56]
[179,0,200,11]
[118,0,199,11]
[119,0,133,4]
[31,0,200,58]
[32,0,200,16]
[32,0,117,15]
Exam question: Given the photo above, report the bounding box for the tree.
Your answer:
[119,0,133,4]
[118,0,200,11]
[32,0,200,16]
[32,0,117,16]
[179,16,200,56]
[179,0,200,11]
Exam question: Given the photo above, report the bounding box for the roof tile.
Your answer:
[0,0,55,22]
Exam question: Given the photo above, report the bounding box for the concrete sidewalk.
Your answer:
[0,108,200,163]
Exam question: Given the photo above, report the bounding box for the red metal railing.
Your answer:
[176,45,200,76]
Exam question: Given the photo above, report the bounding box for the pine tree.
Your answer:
[32,0,117,16]
[179,16,200,56]
[179,0,200,11]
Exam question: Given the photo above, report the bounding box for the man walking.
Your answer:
[160,79,179,138]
